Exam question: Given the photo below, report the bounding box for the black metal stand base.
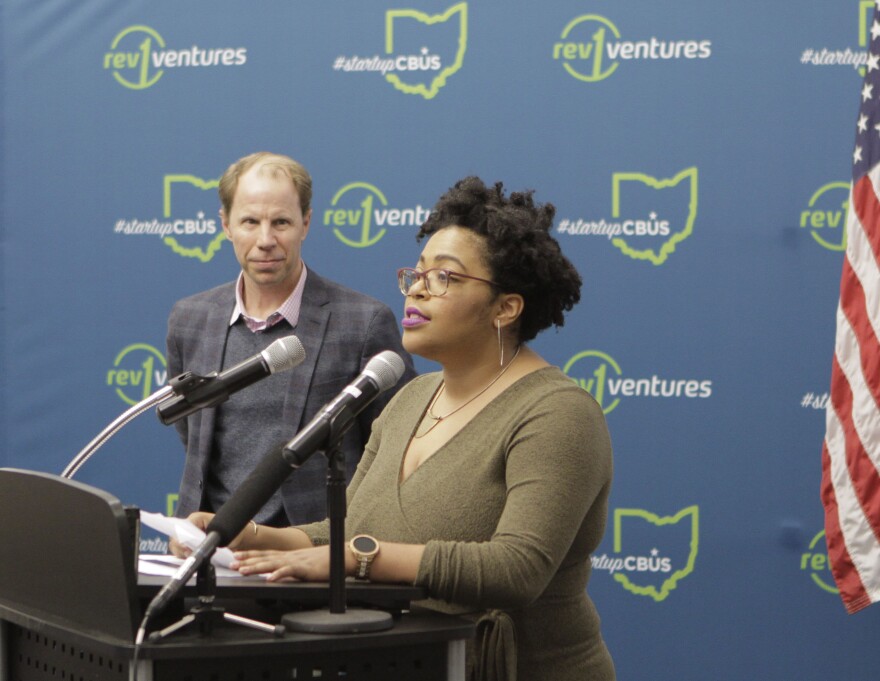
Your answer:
[148,605,286,642]
[148,563,285,642]
[282,608,394,634]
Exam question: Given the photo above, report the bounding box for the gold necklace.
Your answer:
[413,346,521,439]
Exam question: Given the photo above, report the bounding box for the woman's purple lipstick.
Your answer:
[402,307,430,328]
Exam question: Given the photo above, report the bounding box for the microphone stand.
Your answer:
[61,370,220,479]
[146,562,285,643]
[61,385,175,479]
[145,377,394,639]
[282,410,393,633]
[145,409,392,641]
[65,372,285,640]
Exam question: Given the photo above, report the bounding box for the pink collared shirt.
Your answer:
[229,264,308,332]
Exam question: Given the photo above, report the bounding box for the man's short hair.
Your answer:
[218,151,313,216]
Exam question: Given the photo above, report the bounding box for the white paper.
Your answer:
[139,511,237,569]
[138,553,243,579]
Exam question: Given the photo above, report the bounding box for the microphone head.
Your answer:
[263,336,306,374]
[364,351,406,392]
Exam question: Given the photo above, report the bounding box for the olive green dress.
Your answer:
[299,367,615,681]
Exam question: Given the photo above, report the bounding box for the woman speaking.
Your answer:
[182,176,616,680]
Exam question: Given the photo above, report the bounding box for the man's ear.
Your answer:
[220,208,231,238]
[301,208,312,239]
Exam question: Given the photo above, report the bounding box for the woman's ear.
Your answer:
[495,292,524,330]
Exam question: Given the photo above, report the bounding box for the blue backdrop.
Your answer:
[2,1,877,678]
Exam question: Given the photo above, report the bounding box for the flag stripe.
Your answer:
[847,174,880,335]
[824,357,880,611]
[828,342,880,541]
[846,173,880,308]
[854,171,880,263]
[822,442,871,613]
[838,258,880,412]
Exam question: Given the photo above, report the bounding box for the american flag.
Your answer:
[821,7,880,613]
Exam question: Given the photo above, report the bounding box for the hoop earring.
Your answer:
[497,319,504,367]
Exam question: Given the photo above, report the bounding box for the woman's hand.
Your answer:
[231,546,333,582]
[168,512,215,558]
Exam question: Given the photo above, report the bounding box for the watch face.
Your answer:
[352,535,378,554]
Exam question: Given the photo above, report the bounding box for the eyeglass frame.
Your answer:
[397,267,498,297]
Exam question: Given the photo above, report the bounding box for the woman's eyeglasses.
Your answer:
[397,267,497,297]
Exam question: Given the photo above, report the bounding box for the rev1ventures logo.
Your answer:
[557,168,698,266]
[113,174,224,262]
[323,182,431,248]
[103,25,247,90]
[800,529,838,595]
[800,182,849,252]
[592,506,699,601]
[563,350,712,415]
[553,15,711,83]
[331,3,467,99]
[107,344,168,406]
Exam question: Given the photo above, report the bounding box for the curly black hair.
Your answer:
[417,176,582,342]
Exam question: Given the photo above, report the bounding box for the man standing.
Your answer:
[167,152,415,526]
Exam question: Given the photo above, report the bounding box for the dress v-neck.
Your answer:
[397,367,553,486]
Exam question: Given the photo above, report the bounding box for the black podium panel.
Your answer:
[152,643,446,681]
[7,624,128,681]
[0,469,474,680]
[0,468,139,641]
[2,610,470,681]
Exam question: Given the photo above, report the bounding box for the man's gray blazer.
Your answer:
[166,269,416,524]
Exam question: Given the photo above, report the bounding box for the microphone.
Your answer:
[283,350,406,466]
[205,350,406,546]
[140,351,405,628]
[156,335,306,425]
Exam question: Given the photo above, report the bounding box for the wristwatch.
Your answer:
[349,534,380,580]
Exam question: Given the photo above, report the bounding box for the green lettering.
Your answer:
[587,363,606,407]
[139,38,151,87]
[811,553,827,571]
[810,211,825,228]
[799,210,811,228]
[141,356,154,399]
[359,195,374,244]
[592,28,606,78]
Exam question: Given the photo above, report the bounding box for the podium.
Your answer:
[0,469,473,680]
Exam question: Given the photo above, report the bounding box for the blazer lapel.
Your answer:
[196,288,235,463]
[282,271,331,431]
